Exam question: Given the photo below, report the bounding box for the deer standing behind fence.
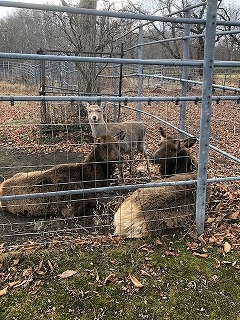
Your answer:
[86,103,150,179]
[0,132,125,218]
[114,127,211,238]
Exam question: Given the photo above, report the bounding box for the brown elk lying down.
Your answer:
[114,128,211,238]
[0,132,125,218]
[152,127,197,177]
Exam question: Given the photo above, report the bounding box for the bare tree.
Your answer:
[124,0,240,61]
[215,0,240,60]
[44,0,135,94]
[51,0,97,94]
[0,9,57,53]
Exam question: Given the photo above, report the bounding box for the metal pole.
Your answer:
[179,5,190,139]
[37,49,47,124]
[117,43,124,122]
[113,62,118,122]
[1,52,240,67]
[196,0,218,235]
[137,25,143,121]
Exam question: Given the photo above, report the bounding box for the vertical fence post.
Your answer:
[137,25,143,121]
[179,5,190,139]
[196,0,218,235]
[113,61,118,122]
[38,49,47,124]
[117,43,124,122]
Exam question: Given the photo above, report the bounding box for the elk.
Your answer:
[114,127,211,238]
[0,132,125,218]
[86,103,150,177]
[152,127,197,176]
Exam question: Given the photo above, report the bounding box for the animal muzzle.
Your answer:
[91,116,97,122]
[150,155,160,164]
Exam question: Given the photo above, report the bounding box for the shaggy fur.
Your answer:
[86,103,150,175]
[0,132,125,217]
[152,127,197,176]
[114,172,210,238]
[114,127,211,238]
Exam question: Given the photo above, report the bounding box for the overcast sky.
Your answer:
[0,0,240,17]
[0,0,60,16]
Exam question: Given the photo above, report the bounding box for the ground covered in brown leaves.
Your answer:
[0,82,239,250]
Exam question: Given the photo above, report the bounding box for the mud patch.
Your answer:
[0,147,99,244]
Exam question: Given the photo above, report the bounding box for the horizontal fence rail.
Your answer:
[0,0,239,241]
[1,0,240,26]
[0,176,239,202]
[1,95,240,103]
[1,52,240,67]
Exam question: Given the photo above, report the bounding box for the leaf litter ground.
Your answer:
[0,83,239,318]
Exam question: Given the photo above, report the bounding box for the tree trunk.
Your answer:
[76,0,98,94]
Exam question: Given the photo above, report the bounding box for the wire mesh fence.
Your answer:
[0,0,239,247]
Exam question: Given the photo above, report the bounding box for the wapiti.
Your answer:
[152,126,197,176]
[0,132,125,218]
[86,103,150,177]
[114,127,211,238]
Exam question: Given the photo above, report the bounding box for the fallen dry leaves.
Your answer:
[0,246,57,297]
[0,286,8,297]
[129,274,144,289]
[0,234,239,300]
[192,252,209,258]
[0,87,239,300]
[164,250,178,257]
[0,98,239,247]
[58,270,77,279]
[223,242,231,253]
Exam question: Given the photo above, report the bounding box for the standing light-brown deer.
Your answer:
[86,103,150,178]
[0,132,125,218]
[114,127,211,238]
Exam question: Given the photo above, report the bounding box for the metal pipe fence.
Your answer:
[0,0,239,242]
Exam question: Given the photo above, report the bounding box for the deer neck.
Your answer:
[90,121,107,138]
[84,147,115,181]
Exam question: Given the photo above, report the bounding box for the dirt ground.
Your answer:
[0,93,239,247]
[0,147,91,243]
[0,147,84,180]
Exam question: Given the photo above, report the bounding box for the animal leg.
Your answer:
[118,162,124,182]
[143,149,150,173]
[138,142,150,173]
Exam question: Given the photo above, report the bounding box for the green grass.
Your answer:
[0,236,239,320]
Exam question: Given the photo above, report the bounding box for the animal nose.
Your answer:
[150,154,156,163]
[92,116,97,121]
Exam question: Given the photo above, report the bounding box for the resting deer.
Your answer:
[114,127,211,238]
[152,127,197,176]
[0,132,125,218]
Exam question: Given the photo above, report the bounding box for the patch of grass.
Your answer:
[0,236,239,320]
[38,124,87,145]
[0,81,38,96]
[3,118,36,127]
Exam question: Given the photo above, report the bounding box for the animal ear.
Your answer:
[175,140,181,150]
[82,101,90,110]
[114,130,126,141]
[101,102,107,109]
[82,134,94,143]
[180,137,197,148]
[160,127,167,139]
